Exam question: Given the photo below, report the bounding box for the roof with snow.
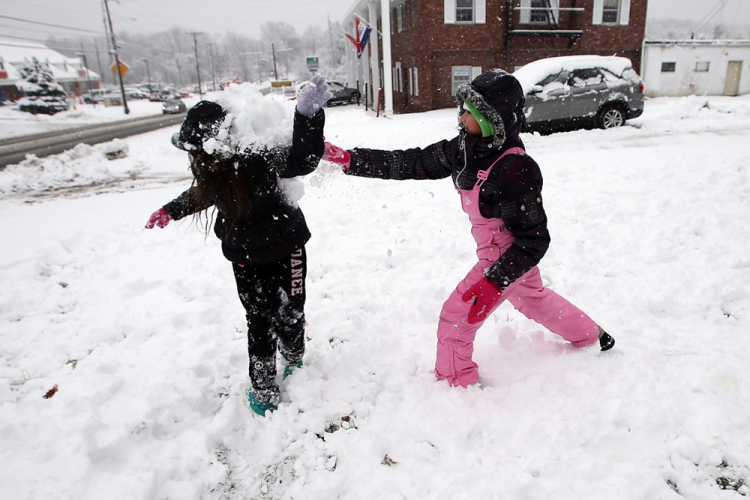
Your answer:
[0,38,100,83]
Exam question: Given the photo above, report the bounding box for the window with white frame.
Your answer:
[456,0,474,22]
[445,0,485,24]
[593,0,630,25]
[602,0,620,23]
[452,66,471,95]
[530,0,550,23]
[397,4,405,32]
[411,67,419,96]
[694,61,710,72]
[395,62,403,92]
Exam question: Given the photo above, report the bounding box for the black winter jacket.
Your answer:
[163,109,325,265]
[346,132,550,290]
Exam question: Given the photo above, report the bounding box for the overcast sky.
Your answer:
[1,0,749,43]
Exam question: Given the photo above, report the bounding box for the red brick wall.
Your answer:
[383,0,647,113]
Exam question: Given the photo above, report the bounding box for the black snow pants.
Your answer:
[231,247,307,405]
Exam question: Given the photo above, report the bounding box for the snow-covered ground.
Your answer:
[1,92,750,499]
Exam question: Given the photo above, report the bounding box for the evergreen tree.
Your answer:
[16,57,70,115]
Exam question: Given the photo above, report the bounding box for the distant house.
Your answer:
[0,38,100,103]
[341,0,648,115]
[641,40,750,97]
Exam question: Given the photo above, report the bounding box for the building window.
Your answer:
[411,67,419,96]
[452,66,472,95]
[456,0,474,22]
[395,62,402,92]
[530,0,551,24]
[694,61,710,72]
[661,62,676,73]
[411,0,417,27]
[602,0,620,23]
[397,4,405,32]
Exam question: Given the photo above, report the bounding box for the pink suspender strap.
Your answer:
[475,147,526,188]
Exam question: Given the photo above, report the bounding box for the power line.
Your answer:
[0,14,102,35]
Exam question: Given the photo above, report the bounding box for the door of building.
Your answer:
[723,61,742,96]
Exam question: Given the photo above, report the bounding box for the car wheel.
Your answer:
[598,105,625,129]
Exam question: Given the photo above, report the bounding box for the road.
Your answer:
[0,113,184,169]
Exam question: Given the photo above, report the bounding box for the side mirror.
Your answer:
[529,85,543,95]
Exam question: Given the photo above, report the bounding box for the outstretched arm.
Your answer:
[338,138,458,181]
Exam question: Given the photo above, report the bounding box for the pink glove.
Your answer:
[322,141,351,171]
[462,277,504,325]
[145,208,172,229]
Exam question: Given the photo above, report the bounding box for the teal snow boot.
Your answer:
[283,361,303,379]
[246,387,277,416]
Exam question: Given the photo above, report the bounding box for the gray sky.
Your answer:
[1,0,749,43]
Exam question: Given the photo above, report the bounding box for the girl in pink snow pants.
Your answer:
[324,69,615,387]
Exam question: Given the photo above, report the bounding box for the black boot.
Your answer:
[598,326,615,351]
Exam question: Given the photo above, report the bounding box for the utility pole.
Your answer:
[142,59,151,92]
[102,0,129,114]
[77,43,93,97]
[93,38,105,85]
[208,42,216,91]
[176,58,183,88]
[328,15,336,66]
[187,31,203,99]
[271,43,278,80]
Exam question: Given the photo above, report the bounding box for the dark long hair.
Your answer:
[189,152,252,234]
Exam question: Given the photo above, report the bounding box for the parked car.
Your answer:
[325,81,360,106]
[513,55,645,133]
[83,88,115,104]
[124,88,149,100]
[161,99,186,114]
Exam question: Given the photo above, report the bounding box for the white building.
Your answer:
[641,40,750,97]
[0,38,100,102]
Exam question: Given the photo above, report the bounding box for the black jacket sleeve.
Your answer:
[483,155,550,289]
[345,137,457,180]
[163,186,212,221]
[267,109,326,178]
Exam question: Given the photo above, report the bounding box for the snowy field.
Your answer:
[1,92,750,499]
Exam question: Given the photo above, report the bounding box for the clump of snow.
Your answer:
[212,82,294,154]
[514,55,634,94]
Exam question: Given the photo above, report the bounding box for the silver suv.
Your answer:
[514,56,644,133]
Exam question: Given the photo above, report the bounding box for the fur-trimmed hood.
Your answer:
[456,69,526,150]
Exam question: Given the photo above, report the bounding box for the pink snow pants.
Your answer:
[435,147,599,387]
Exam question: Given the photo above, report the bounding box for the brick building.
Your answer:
[341,0,647,114]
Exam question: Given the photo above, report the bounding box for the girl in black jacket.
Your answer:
[145,75,331,414]
[324,70,614,387]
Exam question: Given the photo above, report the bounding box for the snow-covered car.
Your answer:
[161,98,186,114]
[83,88,115,104]
[513,56,645,133]
[325,81,360,106]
